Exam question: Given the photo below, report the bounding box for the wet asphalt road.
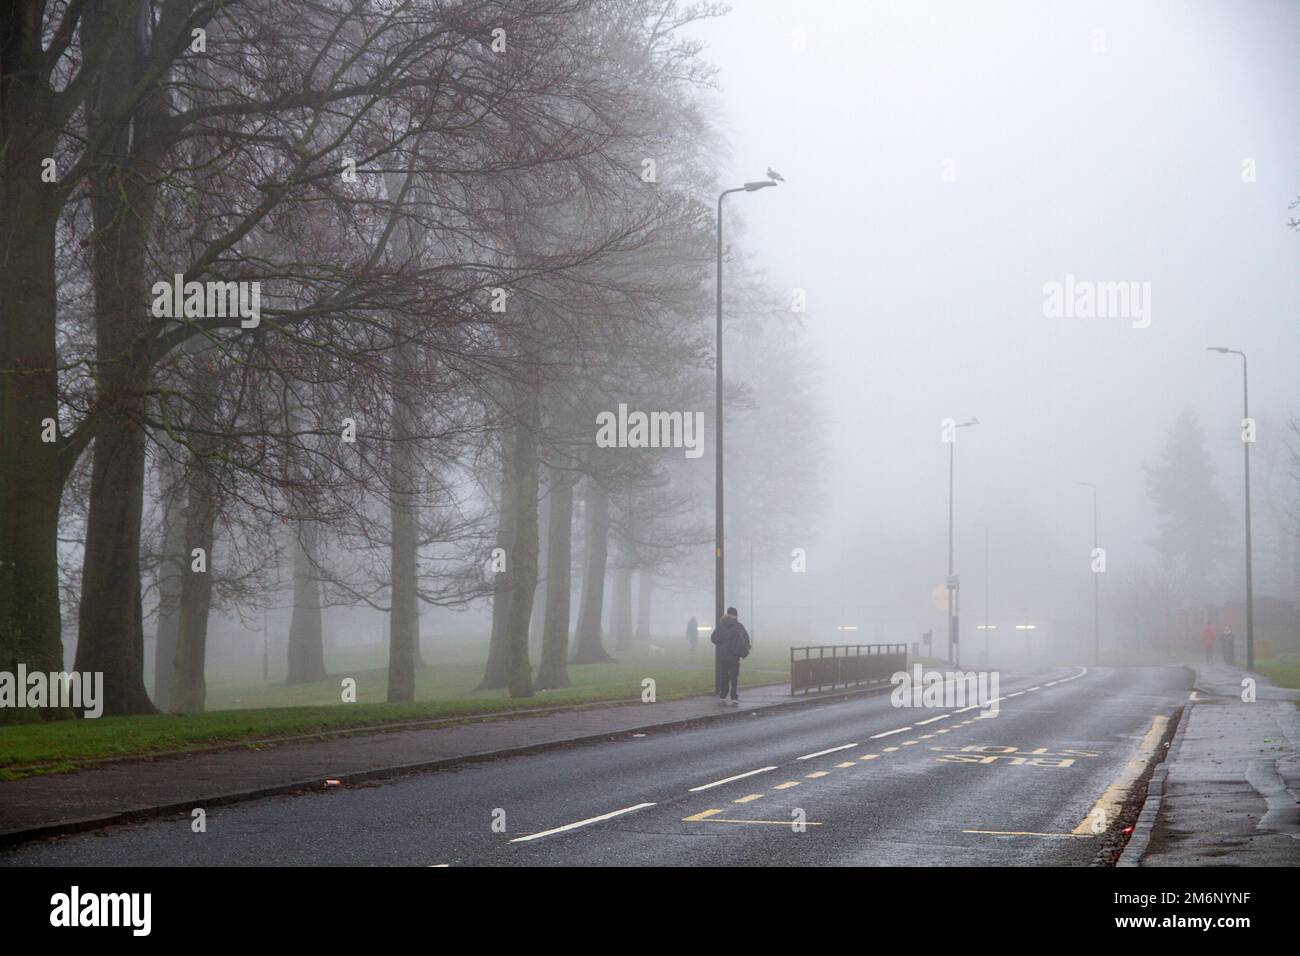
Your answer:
[0,665,1189,866]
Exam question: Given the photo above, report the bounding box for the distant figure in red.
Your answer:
[1200,624,1217,664]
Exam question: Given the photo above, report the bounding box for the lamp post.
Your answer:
[982,525,990,667]
[1077,481,1099,666]
[1207,347,1254,671]
[976,624,996,668]
[947,417,979,665]
[1016,622,1036,660]
[715,177,778,627]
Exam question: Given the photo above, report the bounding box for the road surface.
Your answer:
[1,665,1189,866]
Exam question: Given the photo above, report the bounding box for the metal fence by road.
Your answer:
[789,643,907,695]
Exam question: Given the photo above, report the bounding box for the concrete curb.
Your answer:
[0,680,893,848]
[1118,701,1192,867]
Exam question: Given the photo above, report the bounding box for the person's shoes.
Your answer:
[718,697,728,704]
[730,697,740,706]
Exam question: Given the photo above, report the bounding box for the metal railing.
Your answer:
[790,643,907,695]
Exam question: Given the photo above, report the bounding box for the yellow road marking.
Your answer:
[919,734,936,739]
[774,781,800,790]
[902,740,918,746]
[859,754,880,761]
[836,761,856,768]
[683,809,723,822]
[805,771,830,779]
[1072,715,1168,835]
[734,794,763,804]
[883,746,899,752]
[935,729,950,734]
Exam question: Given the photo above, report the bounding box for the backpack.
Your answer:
[735,626,751,659]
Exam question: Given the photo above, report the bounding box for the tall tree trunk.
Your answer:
[571,481,613,663]
[152,449,187,711]
[169,357,220,713]
[635,571,653,641]
[74,0,164,715]
[536,469,574,689]
[505,381,540,698]
[0,50,66,714]
[387,366,420,702]
[477,434,517,689]
[287,521,328,685]
[528,487,550,653]
[169,465,218,713]
[382,170,424,688]
[612,567,633,650]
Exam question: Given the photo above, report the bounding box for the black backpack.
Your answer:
[735,625,751,659]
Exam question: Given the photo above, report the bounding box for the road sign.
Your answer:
[932,585,947,610]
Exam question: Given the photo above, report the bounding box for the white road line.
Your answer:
[688,766,777,792]
[870,726,912,739]
[916,714,951,725]
[510,802,656,842]
[1008,691,1024,697]
[797,743,858,760]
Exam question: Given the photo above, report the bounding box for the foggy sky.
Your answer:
[685,0,1299,652]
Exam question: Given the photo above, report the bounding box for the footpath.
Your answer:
[1122,663,1300,866]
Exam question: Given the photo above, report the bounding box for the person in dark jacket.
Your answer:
[711,607,750,705]
[686,616,699,652]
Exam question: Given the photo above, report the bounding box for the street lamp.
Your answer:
[1207,347,1254,670]
[715,176,779,628]
[946,417,979,665]
[1077,481,1100,666]
[1015,622,1036,660]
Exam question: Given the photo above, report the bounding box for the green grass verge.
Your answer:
[0,642,791,779]
[1255,657,1300,691]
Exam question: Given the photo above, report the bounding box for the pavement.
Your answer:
[1125,663,1300,867]
[0,679,872,845]
[0,664,1197,865]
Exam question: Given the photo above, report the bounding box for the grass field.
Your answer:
[0,638,793,779]
[1255,657,1300,691]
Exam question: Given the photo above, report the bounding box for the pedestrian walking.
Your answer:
[711,606,751,705]
[1200,623,1217,664]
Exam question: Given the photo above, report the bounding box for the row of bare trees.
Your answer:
[2,0,820,719]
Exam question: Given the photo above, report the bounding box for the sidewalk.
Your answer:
[1124,664,1300,866]
[0,680,879,846]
